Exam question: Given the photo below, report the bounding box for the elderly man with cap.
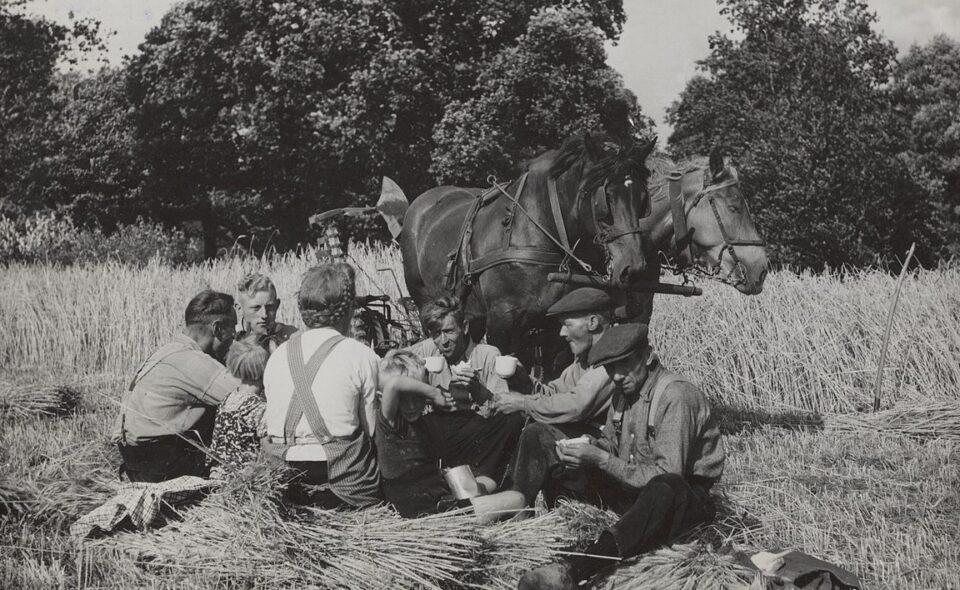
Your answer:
[494,288,614,428]
[508,323,725,590]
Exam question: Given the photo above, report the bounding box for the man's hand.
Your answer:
[493,391,527,415]
[430,387,456,411]
[556,438,608,468]
[451,365,481,395]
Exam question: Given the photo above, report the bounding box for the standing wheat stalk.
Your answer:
[873,242,916,412]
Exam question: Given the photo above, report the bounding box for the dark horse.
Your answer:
[401,132,656,367]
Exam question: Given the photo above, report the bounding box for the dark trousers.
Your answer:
[382,462,451,518]
[510,423,713,560]
[285,460,350,509]
[118,435,209,483]
[416,410,525,482]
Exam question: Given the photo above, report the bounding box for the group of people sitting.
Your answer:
[111,262,725,590]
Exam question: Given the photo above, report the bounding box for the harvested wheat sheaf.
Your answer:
[89,463,760,590]
[825,402,960,441]
[0,377,84,418]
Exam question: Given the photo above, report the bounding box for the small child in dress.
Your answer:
[209,333,269,477]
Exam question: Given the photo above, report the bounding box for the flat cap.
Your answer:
[546,288,612,317]
[587,323,649,367]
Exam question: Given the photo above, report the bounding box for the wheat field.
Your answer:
[1,243,959,589]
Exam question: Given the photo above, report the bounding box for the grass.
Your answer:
[1,244,959,588]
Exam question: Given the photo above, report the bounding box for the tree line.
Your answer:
[1,0,958,270]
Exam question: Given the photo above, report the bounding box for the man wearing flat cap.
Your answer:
[512,323,726,590]
[494,288,614,426]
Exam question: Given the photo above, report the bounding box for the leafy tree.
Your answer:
[667,0,938,269]
[47,68,145,229]
[0,1,105,218]
[430,8,652,184]
[892,34,960,253]
[127,0,633,256]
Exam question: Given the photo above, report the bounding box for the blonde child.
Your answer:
[209,333,268,477]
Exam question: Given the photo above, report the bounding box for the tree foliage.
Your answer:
[892,35,960,240]
[430,8,651,185]
[667,0,940,269]
[125,0,633,255]
[0,1,105,217]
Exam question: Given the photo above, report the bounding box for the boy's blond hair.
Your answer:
[226,333,269,384]
[379,349,426,381]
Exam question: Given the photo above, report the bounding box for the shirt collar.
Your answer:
[174,333,203,352]
[639,361,665,403]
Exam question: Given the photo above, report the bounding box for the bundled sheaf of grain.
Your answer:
[0,477,32,517]
[599,542,765,590]
[88,462,585,589]
[0,379,84,418]
[825,402,960,441]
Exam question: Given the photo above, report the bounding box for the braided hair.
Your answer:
[298,263,356,330]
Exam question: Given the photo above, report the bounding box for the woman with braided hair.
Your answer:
[262,263,382,508]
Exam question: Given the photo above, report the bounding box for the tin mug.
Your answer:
[442,465,481,500]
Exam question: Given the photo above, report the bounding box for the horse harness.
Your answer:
[666,169,765,290]
[443,172,643,302]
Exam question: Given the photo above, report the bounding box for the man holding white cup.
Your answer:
[494,288,615,427]
[406,296,526,483]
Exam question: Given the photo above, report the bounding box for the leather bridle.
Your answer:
[590,179,645,245]
[673,175,766,292]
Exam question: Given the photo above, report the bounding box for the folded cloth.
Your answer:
[750,549,861,590]
[70,476,217,539]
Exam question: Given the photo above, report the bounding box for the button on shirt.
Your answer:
[263,328,380,462]
[112,334,240,445]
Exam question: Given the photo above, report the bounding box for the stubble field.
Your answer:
[1,243,958,589]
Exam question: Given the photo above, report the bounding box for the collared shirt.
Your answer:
[237,322,299,354]
[599,364,725,489]
[525,359,613,424]
[263,327,379,462]
[406,339,508,412]
[112,334,240,446]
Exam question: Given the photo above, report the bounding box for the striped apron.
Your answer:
[263,333,381,507]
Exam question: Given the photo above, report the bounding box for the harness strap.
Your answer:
[668,170,693,267]
[283,333,345,444]
[547,177,571,252]
[487,178,594,274]
[469,248,565,275]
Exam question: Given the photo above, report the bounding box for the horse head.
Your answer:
[551,132,656,287]
[682,155,769,294]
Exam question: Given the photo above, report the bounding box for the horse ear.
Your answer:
[638,137,657,163]
[583,132,605,161]
[709,145,724,179]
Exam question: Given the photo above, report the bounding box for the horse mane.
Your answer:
[542,132,653,196]
[646,154,709,202]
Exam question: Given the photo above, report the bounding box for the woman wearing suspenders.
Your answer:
[261,264,382,508]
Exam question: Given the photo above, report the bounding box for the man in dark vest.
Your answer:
[513,323,726,590]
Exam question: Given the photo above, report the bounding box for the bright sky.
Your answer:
[22,0,960,139]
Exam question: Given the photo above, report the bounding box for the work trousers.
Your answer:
[416,410,525,483]
[117,434,209,483]
[510,422,714,558]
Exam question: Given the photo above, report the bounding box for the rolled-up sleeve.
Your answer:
[359,351,380,437]
[200,367,241,405]
[525,369,612,423]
